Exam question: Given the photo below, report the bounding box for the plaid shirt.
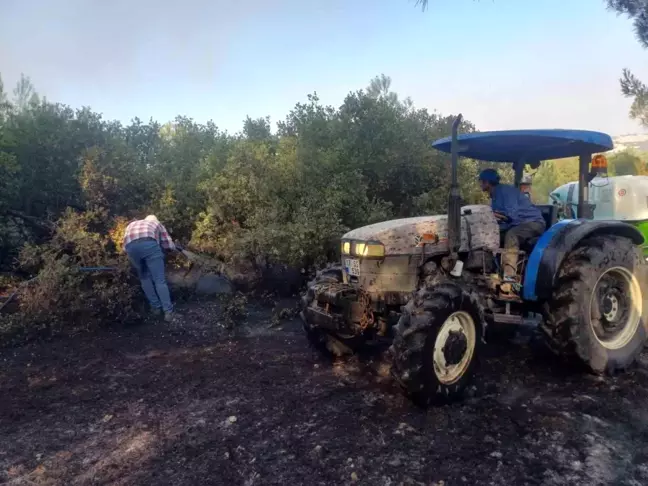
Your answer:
[123,219,176,251]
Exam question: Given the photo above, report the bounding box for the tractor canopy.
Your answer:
[431,129,614,163]
[431,125,615,220]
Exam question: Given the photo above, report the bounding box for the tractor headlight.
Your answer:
[353,241,385,258]
[341,241,351,255]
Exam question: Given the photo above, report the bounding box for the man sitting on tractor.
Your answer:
[478,168,546,293]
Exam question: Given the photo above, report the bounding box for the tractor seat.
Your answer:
[536,204,558,228]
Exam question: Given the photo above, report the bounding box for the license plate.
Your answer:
[345,258,361,277]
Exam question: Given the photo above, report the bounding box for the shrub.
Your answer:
[0,210,142,345]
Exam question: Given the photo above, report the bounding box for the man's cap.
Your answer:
[478,168,500,184]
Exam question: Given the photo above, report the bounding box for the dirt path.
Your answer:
[2,299,648,486]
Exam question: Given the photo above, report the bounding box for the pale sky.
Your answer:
[1,0,647,136]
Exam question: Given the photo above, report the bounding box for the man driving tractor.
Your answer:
[478,168,546,293]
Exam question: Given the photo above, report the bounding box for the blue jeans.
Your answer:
[125,239,173,313]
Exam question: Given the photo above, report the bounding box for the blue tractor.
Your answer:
[301,115,648,406]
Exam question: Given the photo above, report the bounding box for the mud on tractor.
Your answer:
[301,115,648,406]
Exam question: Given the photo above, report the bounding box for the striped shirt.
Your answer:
[123,219,176,250]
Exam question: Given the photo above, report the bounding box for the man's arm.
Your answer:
[157,223,177,251]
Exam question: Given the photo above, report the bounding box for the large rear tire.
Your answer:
[300,266,363,357]
[390,283,485,406]
[541,235,648,374]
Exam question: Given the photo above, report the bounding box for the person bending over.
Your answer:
[123,215,181,321]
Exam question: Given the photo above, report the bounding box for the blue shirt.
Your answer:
[491,184,545,230]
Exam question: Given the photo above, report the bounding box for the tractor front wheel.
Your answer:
[390,283,484,406]
[541,235,648,374]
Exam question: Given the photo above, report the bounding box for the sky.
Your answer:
[1,0,647,136]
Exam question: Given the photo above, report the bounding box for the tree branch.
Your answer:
[5,209,55,233]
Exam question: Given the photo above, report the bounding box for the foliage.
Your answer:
[0,209,142,344]
[187,88,490,270]
[620,69,648,127]
[529,158,580,204]
[605,1,648,125]
[609,149,648,175]
[607,0,648,48]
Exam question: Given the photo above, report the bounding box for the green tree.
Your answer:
[607,1,648,47]
[530,158,579,204]
[243,116,273,141]
[12,74,39,111]
[609,149,647,175]
[366,74,400,105]
[605,1,648,125]
[0,74,11,115]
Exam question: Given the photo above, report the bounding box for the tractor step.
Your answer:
[492,312,542,329]
[493,312,523,325]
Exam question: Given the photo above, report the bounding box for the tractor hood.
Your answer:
[342,204,500,256]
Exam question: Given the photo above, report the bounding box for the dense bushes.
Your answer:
[0,76,493,274]
[0,209,142,343]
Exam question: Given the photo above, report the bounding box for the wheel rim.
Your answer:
[589,266,642,350]
[432,311,477,385]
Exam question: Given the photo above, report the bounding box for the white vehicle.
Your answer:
[550,175,648,258]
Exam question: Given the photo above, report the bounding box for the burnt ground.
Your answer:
[2,299,648,486]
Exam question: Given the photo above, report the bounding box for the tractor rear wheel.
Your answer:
[390,283,484,406]
[300,266,363,357]
[541,235,648,374]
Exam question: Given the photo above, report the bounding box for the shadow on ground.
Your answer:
[2,299,648,485]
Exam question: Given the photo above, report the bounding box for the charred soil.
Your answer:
[2,298,648,485]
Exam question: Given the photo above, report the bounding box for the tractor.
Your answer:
[300,114,648,406]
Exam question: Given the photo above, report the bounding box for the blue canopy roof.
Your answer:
[431,129,614,163]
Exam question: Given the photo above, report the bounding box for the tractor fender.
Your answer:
[522,219,644,302]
